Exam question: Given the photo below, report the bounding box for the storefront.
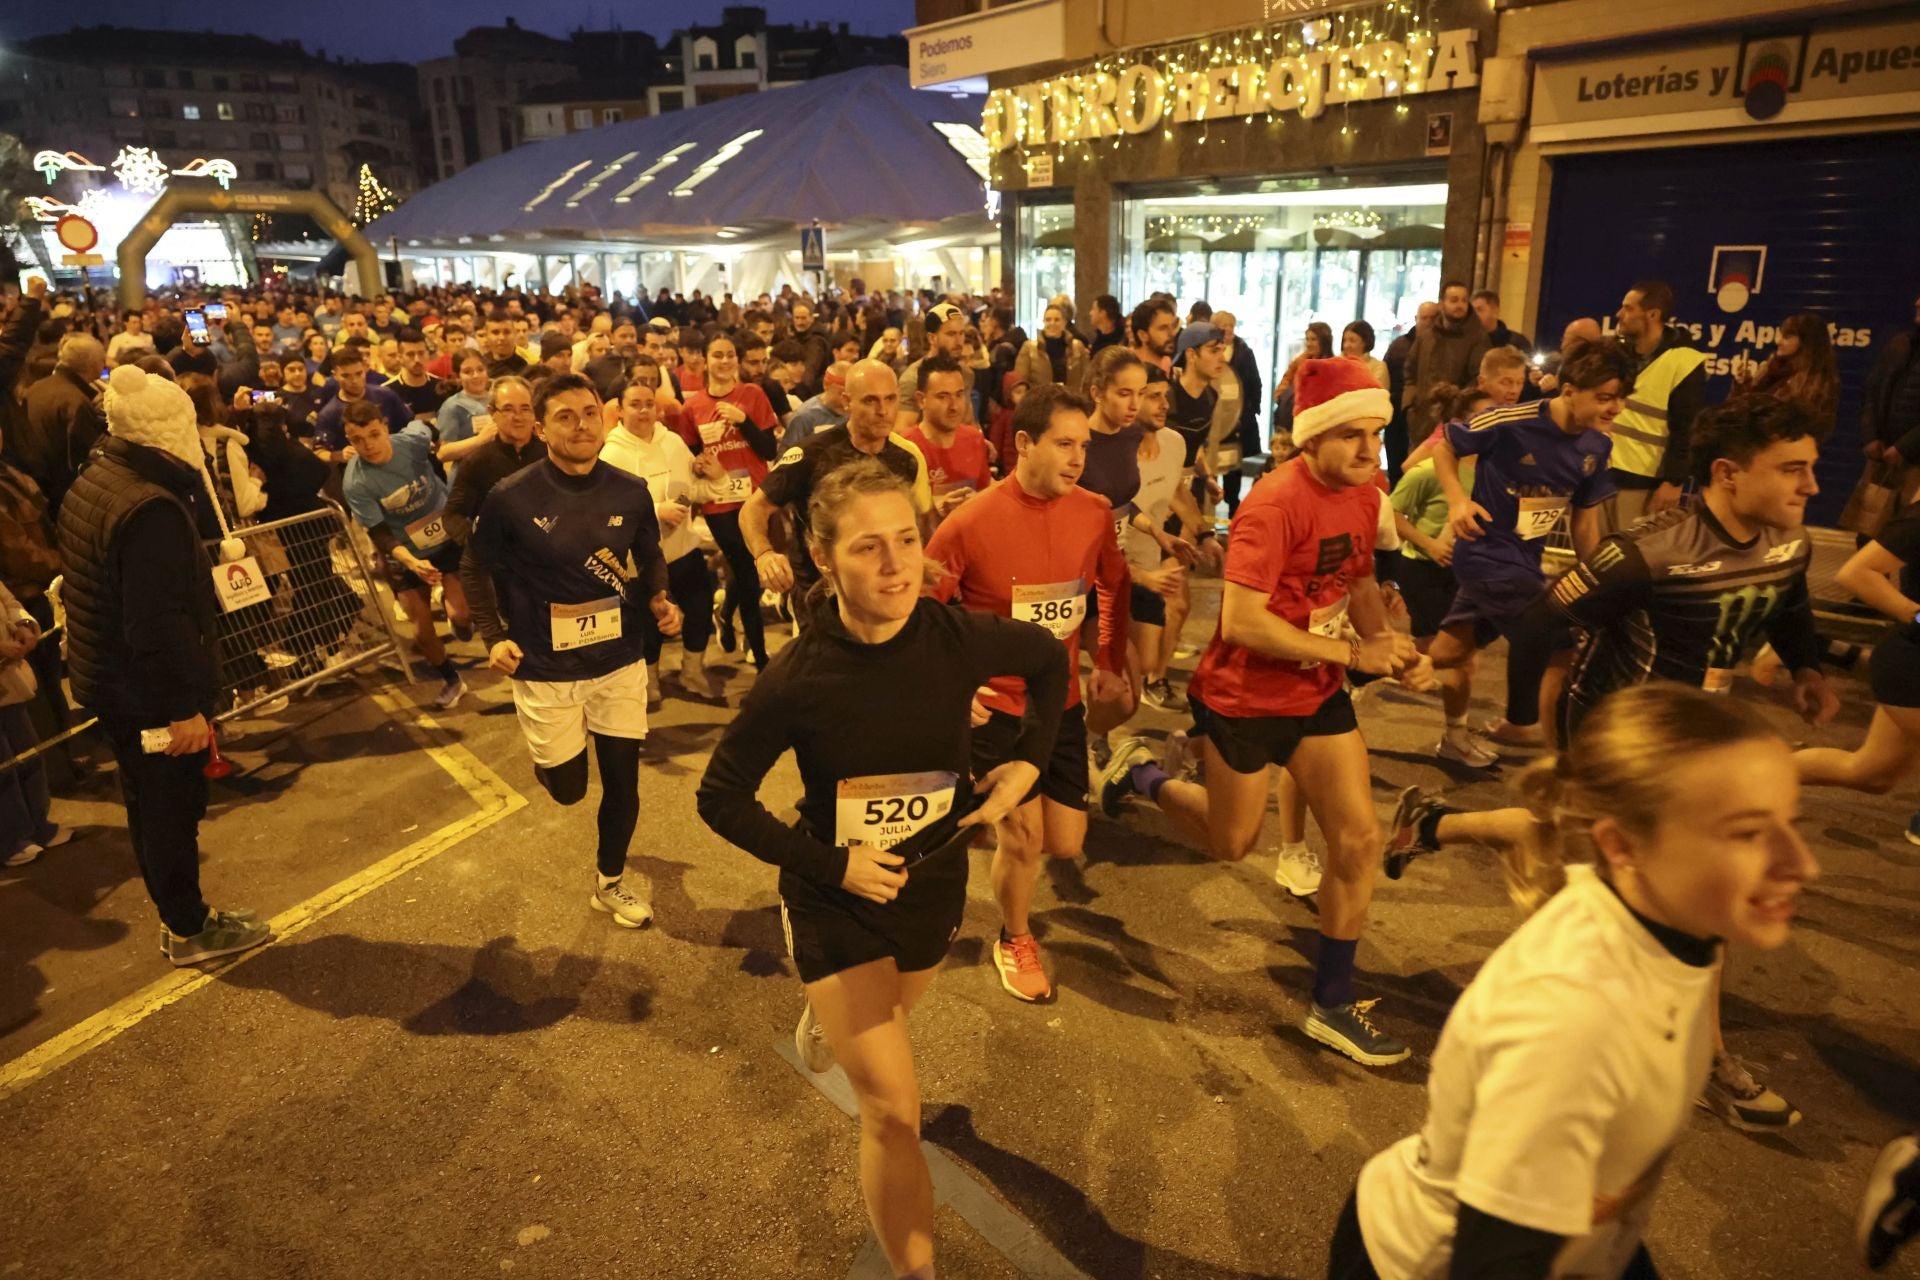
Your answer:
[982,0,1493,385]
[1497,4,1920,524]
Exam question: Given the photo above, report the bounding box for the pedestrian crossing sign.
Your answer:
[800,225,825,274]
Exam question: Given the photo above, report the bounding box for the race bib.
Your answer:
[405,510,449,552]
[714,469,754,505]
[1517,496,1569,541]
[1300,596,1350,670]
[1112,501,1135,547]
[1012,579,1087,640]
[835,771,958,850]
[550,597,622,651]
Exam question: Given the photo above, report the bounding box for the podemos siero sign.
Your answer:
[983,26,1480,151]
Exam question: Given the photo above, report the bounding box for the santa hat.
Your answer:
[103,364,246,563]
[1290,358,1393,445]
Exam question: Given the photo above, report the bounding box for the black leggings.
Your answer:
[644,551,717,664]
[706,508,767,663]
[534,733,642,878]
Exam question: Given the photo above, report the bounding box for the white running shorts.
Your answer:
[510,662,649,766]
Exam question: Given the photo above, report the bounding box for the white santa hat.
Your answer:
[1290,358,1393,445]
[103,364,246,563]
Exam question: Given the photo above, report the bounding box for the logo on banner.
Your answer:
[1736,33,1809,120]
[1709,245,1767,313]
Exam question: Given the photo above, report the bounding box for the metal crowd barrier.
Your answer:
[205,500,417,720]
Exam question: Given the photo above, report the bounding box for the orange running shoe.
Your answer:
[992,932,1055,1003]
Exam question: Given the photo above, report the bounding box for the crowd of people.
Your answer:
[3,264,1918,1279]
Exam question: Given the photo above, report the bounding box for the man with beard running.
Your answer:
[463,373,685,930]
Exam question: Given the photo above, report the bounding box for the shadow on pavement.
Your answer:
[215,932,654,1035]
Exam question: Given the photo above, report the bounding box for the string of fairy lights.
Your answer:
[1000,0,1452,179]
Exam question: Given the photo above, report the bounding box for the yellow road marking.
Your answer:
[0,690,527,1103]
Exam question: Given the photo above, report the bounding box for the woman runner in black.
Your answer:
[696,459,1067,1280]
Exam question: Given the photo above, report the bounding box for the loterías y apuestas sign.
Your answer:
[982,27,1481,151]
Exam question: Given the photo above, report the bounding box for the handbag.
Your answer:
[1839,460,1901,537]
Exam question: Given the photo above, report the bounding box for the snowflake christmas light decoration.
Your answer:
[112,146,171,195]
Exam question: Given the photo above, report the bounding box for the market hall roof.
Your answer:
[364,67,988,248]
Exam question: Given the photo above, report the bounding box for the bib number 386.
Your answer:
[1011,579,1087,641]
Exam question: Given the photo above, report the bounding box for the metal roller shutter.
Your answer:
[1537,131,1920,525]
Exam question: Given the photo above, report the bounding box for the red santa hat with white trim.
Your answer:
[1289,358,1393,446]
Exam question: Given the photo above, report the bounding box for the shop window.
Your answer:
[1017,202,1075,334]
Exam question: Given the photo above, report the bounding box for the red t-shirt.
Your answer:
[677,365,705,396]
[1190,456,1378,719]
[677,383,780,513]
[902,422,993,495]
[925,475,1130,716]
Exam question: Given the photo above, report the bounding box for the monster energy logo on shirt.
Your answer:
[1707,583,1782,670]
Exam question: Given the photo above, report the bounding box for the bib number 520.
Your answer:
[865,794,932,825]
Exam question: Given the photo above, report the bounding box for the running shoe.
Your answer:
[1435,731,1499,769]
[1478,718,1544,751]
[431,674,468,711]
[715,607,737,654]
[1272,845,1323,897]
[4,843,40,868]
[1097,735,1156,818]
[1302,999,1410,1066]
[156,906,260,956]
[590,879,654,929]
[1860,1133,1920,1271]
[1906,810,1920,848]
[1697,1052,1800,1131]
[164,909,272,967]
[795,1001,834,1073]
[1384,785,1449,881]
[992,932,1055,1003]
[450,614,475,644]
[1141,678,1186,712]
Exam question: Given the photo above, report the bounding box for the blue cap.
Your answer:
[1174,321,1226,361]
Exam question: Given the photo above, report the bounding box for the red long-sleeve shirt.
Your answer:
[926,474,1130,716]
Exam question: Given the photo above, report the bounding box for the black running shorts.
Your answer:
[1189,689,1358,775]
[1129,582,1167,627]
[969,701,1090,811]
[778,846,967,985]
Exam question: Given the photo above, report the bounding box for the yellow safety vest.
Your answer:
[1608,346,1708,479]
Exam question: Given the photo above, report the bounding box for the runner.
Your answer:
[1795,494,1920,821]
[312,344,410,465]
[677,332,780,669]
[1387,394,1839,1131]
[743,360,932,599]
[463,372,683,931]
[601,367,716,701]
[1077,346,1152,763]
[899,354,992,523]
[924,383,1131,1004]
[1387,383,1490,652]
[1127,366,1208,712]
[1427,341,1631,765]
[442,376,541,543]
[339,400,470,710]
[896,302,972,431]
[1099,358,1430,1065]
[696,458,1067,1280]
[1332,684,1817,1280]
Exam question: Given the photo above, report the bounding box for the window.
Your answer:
[141,99,170,119]
[246,103,272,122]
[182,104,201,120]
[572,108,593,129]
[601,107,622,123]
[274,104,303,123]
[108,95,138,118]
[694,36,718,71]
[657,90,685,112]
[104,67,133,87]
[253,161,277,179]
[440,136,453,159]
[736,36,758,69]
[141,69,164,88]
[217,102,235,120]
[266,76,298,93]
[433,79,446,103]
[250,131,273,149]
[153,130,177,148]
[176,70,195,89]
[238,75,262,92]
[278,132,306,150]
[282,162,312,183]
[213,76,229,91]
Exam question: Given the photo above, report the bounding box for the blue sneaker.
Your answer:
[1906,811,1920,847]
[1097,736,1155,818]
[1302,999,1410,1066]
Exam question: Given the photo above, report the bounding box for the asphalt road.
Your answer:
[2,581,1916,1280]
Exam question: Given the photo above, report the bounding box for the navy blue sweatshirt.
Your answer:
[463,458,669,682]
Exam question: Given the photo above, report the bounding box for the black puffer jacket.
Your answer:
[57,436,219,724]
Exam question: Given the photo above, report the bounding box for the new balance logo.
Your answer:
[608,515,624,527]
[532,516,557,533]
[1667,561,1723,577]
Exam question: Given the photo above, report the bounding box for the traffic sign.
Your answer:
[800,224,825,274]
[55,214,99,254]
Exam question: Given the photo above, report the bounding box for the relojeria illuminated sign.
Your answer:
[982,23,1480,150]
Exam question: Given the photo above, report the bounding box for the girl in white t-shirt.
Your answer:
[1332,682,1819,1280]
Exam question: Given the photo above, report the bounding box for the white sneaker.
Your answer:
[431,674,468,711]
[795,1001,833,1073]
[1160,729,1192,779]
[590,878,654,929]
[5,843,42,868]
[1272,844,1323,896]
[1435,731,1499,769]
